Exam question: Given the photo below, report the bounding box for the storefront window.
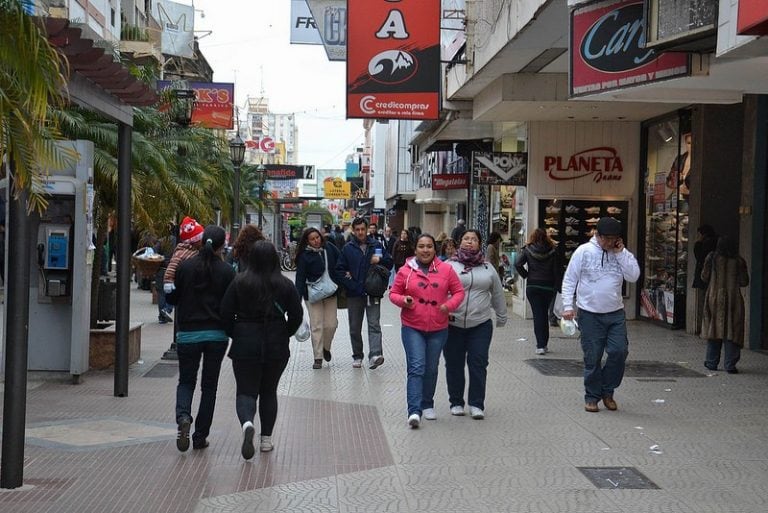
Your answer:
[640,114,691,327]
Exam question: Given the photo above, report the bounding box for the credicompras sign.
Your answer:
[570,0,689,97]
[544,147,624,183]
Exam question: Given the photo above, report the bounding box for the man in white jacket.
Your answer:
[561,217,640,413]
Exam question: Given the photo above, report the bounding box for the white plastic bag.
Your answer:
[559,318,579,337]
[553,292,564,319]
[294,317,311,342]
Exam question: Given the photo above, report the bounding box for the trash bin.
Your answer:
[97,279,117,321]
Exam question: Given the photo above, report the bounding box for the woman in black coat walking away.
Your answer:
[169,225,235,452]
[515,228,560,355]
[221,241,303,459]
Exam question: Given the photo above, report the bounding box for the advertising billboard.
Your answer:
[570,0,689,97]
[157,81,234,129]
[346,0,440,120]
[307,0,347,61]
[290,0,323,45]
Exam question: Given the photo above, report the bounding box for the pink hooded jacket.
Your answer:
[390,256,465,332]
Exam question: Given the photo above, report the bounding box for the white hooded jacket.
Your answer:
[561,236,640,314]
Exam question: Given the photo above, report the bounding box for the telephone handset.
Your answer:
[37,224,72,297]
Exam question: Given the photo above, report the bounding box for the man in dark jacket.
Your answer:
[336,217,393,369]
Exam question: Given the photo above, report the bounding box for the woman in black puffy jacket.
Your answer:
[221,240,302,460]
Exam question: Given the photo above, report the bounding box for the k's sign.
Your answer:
[346,0,440,120]
[570,0,689,97]
[157,81,234,129]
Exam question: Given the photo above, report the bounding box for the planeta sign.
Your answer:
[544,147,624,183]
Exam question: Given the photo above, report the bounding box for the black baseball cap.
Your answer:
[596,217,622,236]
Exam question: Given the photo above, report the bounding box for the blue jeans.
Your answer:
[176,341,227,444]
[401,326,448,416]
[526,287,554,349]
[705,339,741,371]
[444,320,493,410]
[578,309,629,403]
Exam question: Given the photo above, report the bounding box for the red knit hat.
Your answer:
[179,216,204,243]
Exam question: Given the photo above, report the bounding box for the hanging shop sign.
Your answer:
[544,146,624,183]
[245,137,275,153]
[738,0,768,35]
[157,81,234,129]
[472,152,528,186]
[323,177,352,199]
[432,173,469,190]
[346,0,440,120]
[307,0,347,61]
[646,0,718,51]
[290,0,324,45]
[264,164,311,180]
[570,0,689,97]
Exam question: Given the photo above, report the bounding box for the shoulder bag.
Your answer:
[306,250,338,303]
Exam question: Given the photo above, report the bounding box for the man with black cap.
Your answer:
[561,217,640,413]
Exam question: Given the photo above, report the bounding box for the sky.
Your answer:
[190,0,365,169]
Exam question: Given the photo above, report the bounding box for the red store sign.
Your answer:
[738,0,768,35]
[544,147,624,183]
[570,0,689,97]
[431,173,469,190]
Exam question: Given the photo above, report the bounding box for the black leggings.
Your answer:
[232,358,289,436]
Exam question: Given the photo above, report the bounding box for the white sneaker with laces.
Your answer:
[422,408,436,420]
[259,435,274,452]
[536,347,546,355]
[369,355,384,369]
[469,406,485,419]
[450,405,465,416]
[352,359,363,368]
[408,414,420,428]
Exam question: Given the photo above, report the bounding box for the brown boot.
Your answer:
[602,395,618,411]
[584,402,599,413]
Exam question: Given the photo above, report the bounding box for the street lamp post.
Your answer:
[255,164,266,229]
[229,133,246,244]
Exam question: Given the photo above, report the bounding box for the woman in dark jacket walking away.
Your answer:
[169,225,235,452]
[231,224,265,272]
[701,236,749,374]
[295,227,341,369]
[515,228,560,355]
[221,241,303,459]
[392,230,414,272]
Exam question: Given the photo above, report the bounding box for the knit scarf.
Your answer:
[453,247,484,272]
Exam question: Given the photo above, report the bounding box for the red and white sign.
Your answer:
[346,0,440,120]
[245,137,275,153]
[544,147,624,183]
[432,173,469,190]
[738,0,768,35]
[570,0,689,97]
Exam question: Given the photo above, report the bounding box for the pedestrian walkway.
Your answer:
[1,281,767,512]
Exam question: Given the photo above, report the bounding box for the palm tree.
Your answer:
[0,0,74,210]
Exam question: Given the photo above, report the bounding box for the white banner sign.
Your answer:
[290,0,323,45]
[306,0,347,61]
[153,1,195,58]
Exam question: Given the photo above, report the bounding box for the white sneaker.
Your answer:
[450,405,465,416]
[536,347,546,355]
[422,408,436,420]
[259,435,273,452]
[408,414,420,428]
[352,359,363,368]
[369,355,384,369]
[469,406,485,419]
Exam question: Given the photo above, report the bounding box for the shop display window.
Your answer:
[639,115,690,328]
[538,199,629,294]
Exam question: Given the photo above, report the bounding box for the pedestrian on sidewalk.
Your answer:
[336,217,393,369]
[221,241,303,459]
[167,225,235,451]
[700,235,749,374]
[515,228,561,355]
[561,217,640,413]
[154,226,176,324]
[389,234,464,428]
[294,227,342,369]
[230,224,265,272]
[443,230,508,420]
[163,216,204,295]
[392,230,414,273]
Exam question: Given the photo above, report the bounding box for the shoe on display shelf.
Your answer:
[565,217,579,225]
[584,206,601,214]
[544,217,558,225]
[565,227,579,236]
[565,205,580,214]
[606,206,623,214]
[545,205,561,214]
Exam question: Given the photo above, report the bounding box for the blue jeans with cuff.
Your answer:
[401,326,448,416]
[577,309,628,403]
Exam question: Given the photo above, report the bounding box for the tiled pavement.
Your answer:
[1,278,767,512]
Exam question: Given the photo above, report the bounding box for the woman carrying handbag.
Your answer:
[295,228,342,369]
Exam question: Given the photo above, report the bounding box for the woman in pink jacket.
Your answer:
[390,234,465,428]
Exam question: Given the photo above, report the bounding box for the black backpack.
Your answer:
[364,264,390,298]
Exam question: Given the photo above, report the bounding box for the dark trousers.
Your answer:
[232,358,289,436]
[443,320,493,410]
[526,287,554,349]
[176,341,227,444]
[705,339,741,371]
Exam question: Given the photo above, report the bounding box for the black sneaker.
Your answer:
[160,309,173,323]
[323,349,332,362]
[176,418,191,452]
[241,423,255,460]
[192,438,209,450]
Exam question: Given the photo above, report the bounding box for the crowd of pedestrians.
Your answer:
[158,213,745,456]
